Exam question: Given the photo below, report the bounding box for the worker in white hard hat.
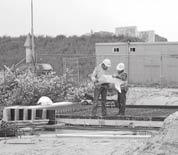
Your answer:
[113,63,128,115]
[90,58,111,117]
[37,96,53,106]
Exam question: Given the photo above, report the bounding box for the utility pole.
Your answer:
[31,0,35,65]
[127,41,130,84]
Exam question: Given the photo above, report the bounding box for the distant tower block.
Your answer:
[24,34,33,63]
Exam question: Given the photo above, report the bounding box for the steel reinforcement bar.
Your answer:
[125,105,178,109]
[56,114,166,121]
[56,115,164,128]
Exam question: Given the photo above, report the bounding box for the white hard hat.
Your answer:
[102,59,111,67]
[116,63,125,71]
[37,96,53,106]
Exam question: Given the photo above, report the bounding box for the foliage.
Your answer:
[0,33,145,82]
[0,33,143,70]
[0,68,93,106]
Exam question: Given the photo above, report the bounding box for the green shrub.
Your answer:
[0,69,94,106]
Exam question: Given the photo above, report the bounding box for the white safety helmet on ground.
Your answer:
[102,59,111,67]
[37,96,53,106]
[116,63,125,71]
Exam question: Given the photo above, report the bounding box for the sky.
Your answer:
[0,0,178,41]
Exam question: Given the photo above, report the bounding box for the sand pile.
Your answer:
[126,111,178,155]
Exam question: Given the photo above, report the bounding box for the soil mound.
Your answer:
[126,111,178,155]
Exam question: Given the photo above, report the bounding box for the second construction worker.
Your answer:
[91,59,111,117]
[113,63,128,115]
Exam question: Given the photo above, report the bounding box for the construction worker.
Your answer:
[91,59,111,117]
[113,63,128,115]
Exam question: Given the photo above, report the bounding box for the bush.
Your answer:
[0,68,94,106]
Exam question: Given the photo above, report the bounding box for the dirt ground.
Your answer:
[0,133,147,155]
[65,87,178,117]
[108,87,178,105]
[1,111,178,155]
[127,87,178,105]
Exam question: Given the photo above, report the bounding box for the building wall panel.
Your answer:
[95,42,178,87]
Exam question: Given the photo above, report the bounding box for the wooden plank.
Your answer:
[57,118,163,128]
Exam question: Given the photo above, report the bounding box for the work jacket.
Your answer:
[91,64,109,87]
[114,71,128,92]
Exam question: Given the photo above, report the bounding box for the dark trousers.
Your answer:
[116,89,127,115]
[91,84,107,116]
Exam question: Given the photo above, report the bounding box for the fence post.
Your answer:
[77,57,79,84]
[3,67,5,85]
[160,53,163,88]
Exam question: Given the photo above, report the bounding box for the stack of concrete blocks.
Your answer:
[2,106,47,122]
[2,102,81,125]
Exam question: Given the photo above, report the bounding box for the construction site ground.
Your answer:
[59,106,178,118]
[0,87,178,155]
[0,134,146,155]
[58,87,178,117]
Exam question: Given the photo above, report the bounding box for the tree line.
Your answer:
[0,32,166,70]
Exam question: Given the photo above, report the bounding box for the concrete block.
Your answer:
[3,108,8,121]
[31,109,36,121]
[15,109,19,121]
[23,109,28,120]
[42,109,47,119]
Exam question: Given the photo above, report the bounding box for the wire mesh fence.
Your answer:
[0,52,178,88]
[37,53,96,83]
[37,53,178,88]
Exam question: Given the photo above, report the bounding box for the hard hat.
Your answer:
[37,96,53,106]
[116,63,125,71]
[102,59,111,67]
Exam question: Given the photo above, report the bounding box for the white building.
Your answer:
[138,30,155,42]
[115,26,138,37]
[95,42,178,87]
[115,26,158,42]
